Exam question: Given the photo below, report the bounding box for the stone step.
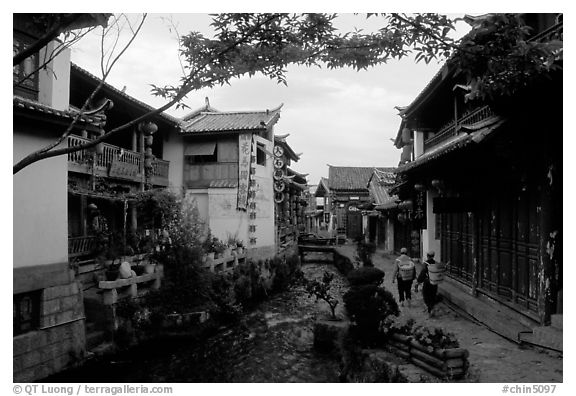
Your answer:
[438,277,534,342]
[86,328,107,351]
[531,326,562,352]
[551,314,562,330]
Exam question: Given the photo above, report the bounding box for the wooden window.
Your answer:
[13,290,41,336]
[13,32,39,100]
[256,142,266,165]
[185,143,217,164]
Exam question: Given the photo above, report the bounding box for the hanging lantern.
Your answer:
[144,157,153,168]
[145,147,153,156]
[145,135,154,146]
[96,143,104,155]
[414,183,426,192]
[139,121,158,136]
[398,213,407,223]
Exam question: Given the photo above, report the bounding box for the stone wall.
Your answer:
[13,263,86,382]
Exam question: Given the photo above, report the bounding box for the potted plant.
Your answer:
[104,258,121,281]
[213,238,226,258]
[236,240,245,255]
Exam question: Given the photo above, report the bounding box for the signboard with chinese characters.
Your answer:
[109,158,140,180]
[237,133,253,210]
[413,190,427,229]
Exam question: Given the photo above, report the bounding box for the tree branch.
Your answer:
[13,14,82,66]
[13,13,280,174]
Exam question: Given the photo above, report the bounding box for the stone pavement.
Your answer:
[336,243,563,383]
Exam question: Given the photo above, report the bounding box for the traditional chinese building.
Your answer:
[67,64,179,261]
[176,101,283,259]
[391,14,562,349]
[314,177,332,232]
[271,134,307,251]
[13,13,113,382]
[363,168,397,252]
[326,165,393,240]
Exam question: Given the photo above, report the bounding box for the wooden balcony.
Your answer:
[423,105,496,151]
[68,235,97,258]
[67,135,169,187]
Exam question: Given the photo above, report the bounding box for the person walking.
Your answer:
[392,247,416,307]
[415,251,441,317]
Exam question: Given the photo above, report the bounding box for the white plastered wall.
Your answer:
[13,131,68,267]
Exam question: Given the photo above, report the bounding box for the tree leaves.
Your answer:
[153,13,459,105]
[157,13,562,105]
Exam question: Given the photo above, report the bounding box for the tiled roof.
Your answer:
[14,96,106,127]
[181,105,282,134]
[396,118,506,174]
[70,63,181,126]
[367,168,398,207]
[274,134,300,161]
[315,177,330,197]
[328,166,394,191]
[287,167,308,184]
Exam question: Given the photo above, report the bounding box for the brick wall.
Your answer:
[13,264,86,382]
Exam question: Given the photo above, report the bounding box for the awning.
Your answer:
[184,142,216,156]
[375,201,399,211]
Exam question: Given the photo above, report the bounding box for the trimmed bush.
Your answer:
[333,250,354,275]
[347,267,385,287]
[355,239,376,267]
[343,285,399,341]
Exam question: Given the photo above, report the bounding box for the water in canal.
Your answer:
[48,261,347,382]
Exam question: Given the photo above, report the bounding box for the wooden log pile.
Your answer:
[387,333,469,379]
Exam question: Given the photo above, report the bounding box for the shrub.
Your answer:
[355,237,376,267]
[301,271,340,319]
[343,285,399,342]
[346,267,385,287]
[412,325,460,351]
[232,259,267,306]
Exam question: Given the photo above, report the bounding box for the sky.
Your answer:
[70,13,470,186]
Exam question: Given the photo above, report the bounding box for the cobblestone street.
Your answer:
[336,244,563,383]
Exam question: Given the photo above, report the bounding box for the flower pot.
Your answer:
[132,266,146,276]
[105,269,119,281]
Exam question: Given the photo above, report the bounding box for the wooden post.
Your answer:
[470,211,479,296]
[132,129,138,152]
[80,194,88,236]
[130,202,138,232]
[537,162,560,325]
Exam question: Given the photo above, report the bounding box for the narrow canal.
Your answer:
[48,259,348,382]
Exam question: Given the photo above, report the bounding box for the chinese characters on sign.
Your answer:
[248,136,258,246]
[109,158,140,180]
[414,190,427,229]
[237,133,253,210]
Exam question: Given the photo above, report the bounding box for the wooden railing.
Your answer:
[424,105,495,150]
[67,135,169,185]
[68,235,97,257]
[153,158,170,179]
